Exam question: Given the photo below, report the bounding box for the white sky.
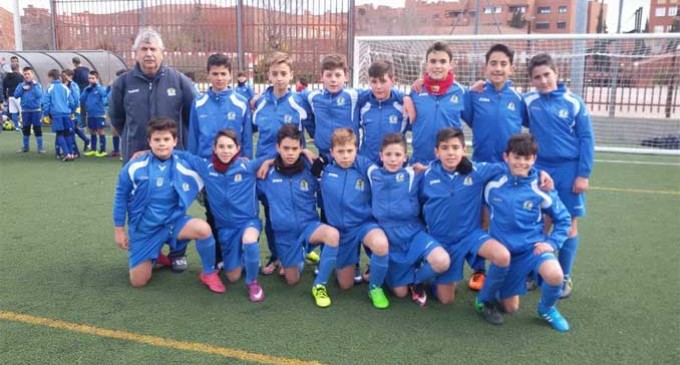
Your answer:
[8,0,652,34]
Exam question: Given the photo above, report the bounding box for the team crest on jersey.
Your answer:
[507,102,516,111]
[389,115,398,124]
[523,200,534,210]
[181,183,190,192]
[227,112,236,120]
[463,176,473,186]
[449,95,459,104]
[396,173,405,182]
[558,109,569,119]
[355,178,365,191]
[167,88,177,96]
[234,173,242,182]
[336,96,346,106]
[284,114,293,123]
[300,179,309,191]
[156,177,164,187]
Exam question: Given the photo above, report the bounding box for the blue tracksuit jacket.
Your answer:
[368,166,423,228]
[523,83,594,178]
[65,81,80,114]
[252,87,311,157]
[113,152,203,229]
[420,160,505,244]
[80,83,108,117]
[235,82,255,102]
[358,91,408,164]
[320,155,375,231]
[187,87,252,159]
[14,81,43,111]
[463,81,527,163]
[484,167,571,254]
[409,82,467,165]
[42,81,76,117]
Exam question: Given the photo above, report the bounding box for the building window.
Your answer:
[484,7,492,14]
[669,6,678,16]
[495,6,502,13]
[538,7,551,14]
[655,7,666,17]
[509,6,526,13]
[558,6,567,14]
[536,22,550,29]
[557,21,567,29]
[654,25,665,33]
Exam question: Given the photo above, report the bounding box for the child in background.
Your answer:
[42,68,76,161]
[14,67,44,153]
[61,69,90,156]
[106,69,127,159]
[235,71,255,103]
[295,76,308,93]
[81,70,109,157]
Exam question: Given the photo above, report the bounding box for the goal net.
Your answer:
[353,34,680,155]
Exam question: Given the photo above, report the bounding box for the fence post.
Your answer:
[570,0,588,97]
[666,47,679,118]
[49,0,57,50]
[348,0,355,86]
[237,0,244,73]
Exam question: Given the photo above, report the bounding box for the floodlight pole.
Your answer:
[13,0,22,50]
[570,0,587,97]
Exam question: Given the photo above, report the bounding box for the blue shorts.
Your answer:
[218,220,262,272]
[22,111,41,127]
[87,116,106,130]
[128,215,192,269]
[385,228,441,288]
[498,249,557,300]
[537,161,586,217]
[275,221,322,269]
[434,229,491,285]
[337,222,381,269]
[50,115,72,133]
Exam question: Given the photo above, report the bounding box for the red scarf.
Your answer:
[423,71,455,96]
[211,151,240,173]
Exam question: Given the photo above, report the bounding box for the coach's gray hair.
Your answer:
[132,27,165,51]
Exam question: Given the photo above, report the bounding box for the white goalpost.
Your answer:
[352,33,680,155]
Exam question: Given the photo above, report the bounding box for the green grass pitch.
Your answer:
[0,131,678,365]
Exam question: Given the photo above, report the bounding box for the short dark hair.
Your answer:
[207,53,232,73]
[528,53,557,76]
[425,41,453,61]
[10,55,18,61]
[237,71,247,78]
[214,129,240,147]
[505,133,538,156]
[89,70,100,79]
[184,71,196,81]
[61,68,74,77]
[436,127,465,148]
[368,60,394,79]
[381,132,407,152]
[146,117,177,139]
[277,123,302,145]
[321,53,347,73]
[297,77,308,86]
[47,69,61,80]
[72,56,81,65]
[22,66,33,73]
[485,44,515,64]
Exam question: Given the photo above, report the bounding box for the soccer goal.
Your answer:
[353,33,680,155]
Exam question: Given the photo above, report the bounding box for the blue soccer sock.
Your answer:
[478,264,509,303]
[558,235,580,279]
[538,281,563,314]
[313,245,338,286]
[112,135,120,152]
[369,252,388,288]
[23,135,29,150]
[194,236,216,274]
[414,261,437,284]
[90,134,97,150]
[244,242,260,284]
[99,134,107,152]
[56,135,70,156]
[36,136,43,150]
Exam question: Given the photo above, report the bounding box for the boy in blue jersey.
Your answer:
[42,68,77,161]
[81,71,109,157]
[314,129,392,308]
[409,42,467,172]
[461,44,529,291]
[186,53,254,270]
[258,124,340,308]
[14,67,45,154]
[252,52,313,276]
[369,133,450,308]
[113,118,224,293]
[358,60,408,164]
[480,133,572,332]
[524,53,594,298]
[235,71,255,103]
[61,69,90,156]
[419,128,510,306]
[177,129,267,302]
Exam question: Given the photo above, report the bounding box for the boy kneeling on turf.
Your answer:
[481,133,572,332]
[113,118,223,292]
